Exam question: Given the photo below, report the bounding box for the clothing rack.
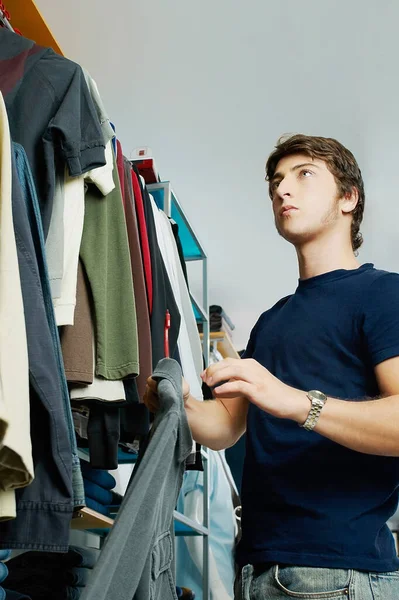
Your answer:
[0,20,234,599]
[70,175,212,599]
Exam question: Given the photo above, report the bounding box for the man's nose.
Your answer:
[276,177,292,199]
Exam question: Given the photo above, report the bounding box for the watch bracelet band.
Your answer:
[301,397,325,431]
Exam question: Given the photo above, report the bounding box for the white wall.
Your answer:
[35,0,399,348]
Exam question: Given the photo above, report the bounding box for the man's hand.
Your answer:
[201,358,308,422]
[144,376,191,413]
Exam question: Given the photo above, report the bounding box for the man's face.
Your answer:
[270,153,343,247]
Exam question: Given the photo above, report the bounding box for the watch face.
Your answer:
[309,390,326,402]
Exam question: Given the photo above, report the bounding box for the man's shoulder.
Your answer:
[327,265,399,301]
[265,293,293,314]
[358,266,399,297]
[365,266,399,283]
[358,268,399,320]
[253,294,293,329]
[355,263,397,280]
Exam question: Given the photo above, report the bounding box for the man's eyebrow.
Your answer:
[270,162,320,183]
[292,162,320,172]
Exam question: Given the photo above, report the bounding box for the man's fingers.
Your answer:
[146,377,158,392]
[213,380,252,398]
[144,378,160,413]
[201,358,238,380]
[203,364,256,387]
[143,389,159,413]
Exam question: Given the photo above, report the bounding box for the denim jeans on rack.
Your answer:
[0,146,76,552]
[13,143,84,507]
[236,564,399,599]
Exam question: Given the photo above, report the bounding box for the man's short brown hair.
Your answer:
[265,134,365,251]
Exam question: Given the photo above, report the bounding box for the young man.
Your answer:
[146,134,399,599]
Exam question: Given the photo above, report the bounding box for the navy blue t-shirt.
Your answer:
[237,264,399,571]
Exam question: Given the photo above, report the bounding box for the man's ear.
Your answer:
[341,187,359,214]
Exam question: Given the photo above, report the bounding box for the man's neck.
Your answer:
[296,238,360,281]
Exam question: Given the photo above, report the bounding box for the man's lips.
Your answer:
[280,205,298,216]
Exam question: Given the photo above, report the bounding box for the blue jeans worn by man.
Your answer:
[236,563,399,599]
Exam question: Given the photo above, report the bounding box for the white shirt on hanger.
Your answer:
[149,194,203,401]
[53,140,115,326]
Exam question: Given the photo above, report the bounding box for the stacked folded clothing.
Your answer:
[198,305,235,338]
[5,546,99,600]
[209,305,235,334]
[80,460,122,516]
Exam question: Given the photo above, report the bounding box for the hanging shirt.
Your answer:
[0,28,105,238]
[131,168,153,314]
[123,158,152,399]
[46,172,64,299]
[53,141,115,326]
[136,170,180,366]
[48,71,114,315]
[80,151,139,380]
[82,69,115,145]
[150,196,203,400]
[61,260,94,385]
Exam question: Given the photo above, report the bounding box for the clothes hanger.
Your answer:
[0,2,13,32]
[0,2,21,34]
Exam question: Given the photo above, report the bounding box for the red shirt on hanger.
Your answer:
[131,168,153,315]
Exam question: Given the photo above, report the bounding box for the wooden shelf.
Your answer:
[200,331,240,360]
[5,0,64,55]
[71,507,113,531]
[71,507,208,537]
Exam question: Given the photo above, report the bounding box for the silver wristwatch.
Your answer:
[300,390,327,431]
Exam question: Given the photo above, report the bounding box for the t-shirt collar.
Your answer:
[297,263,374,290]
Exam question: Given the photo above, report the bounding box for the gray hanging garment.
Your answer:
[81,358,193,600]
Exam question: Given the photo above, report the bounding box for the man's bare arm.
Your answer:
[202,356,399,457]
[184,394,248,451]
[145,376,248,451]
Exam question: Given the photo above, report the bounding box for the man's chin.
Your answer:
[276,225,303,245]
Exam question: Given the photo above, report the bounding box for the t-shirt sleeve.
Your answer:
[241,319,261,359]
[362,272,399,366]
[85,141,115,196]
[45,64,105,177]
